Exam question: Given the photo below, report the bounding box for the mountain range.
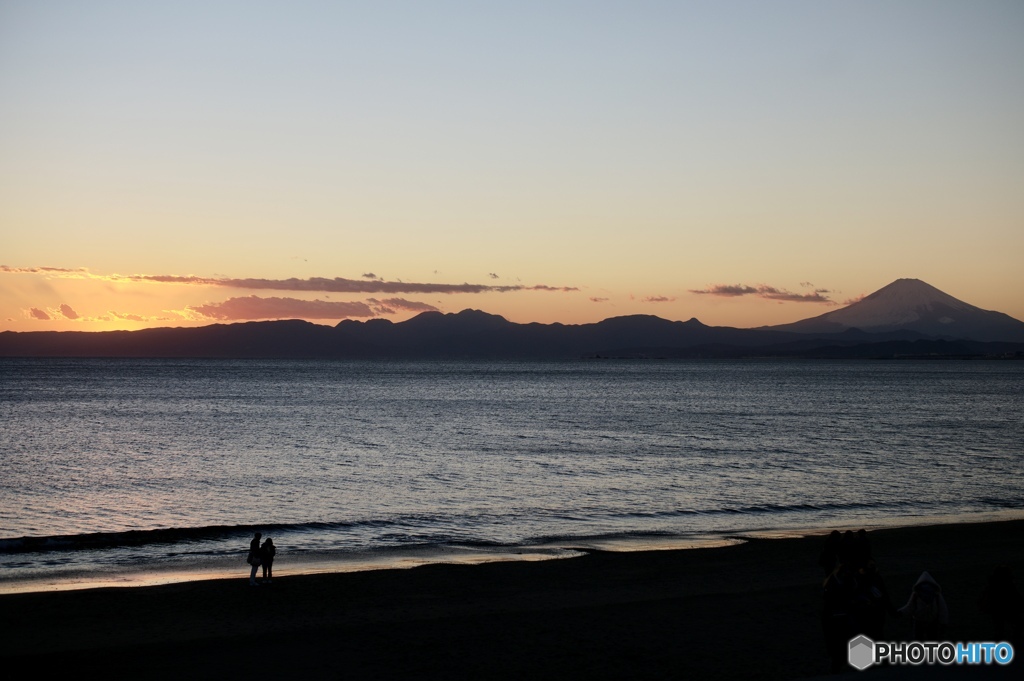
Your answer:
[2,279,1023,359]
[763,278,1024,342]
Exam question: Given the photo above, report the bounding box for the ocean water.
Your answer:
[1,358,1021,591]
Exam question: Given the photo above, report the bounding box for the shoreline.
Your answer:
[4,509,1023,597]
[2,509,1021,596]
[2,517,1021,679]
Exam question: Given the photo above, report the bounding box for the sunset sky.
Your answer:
[2,1,1022,332]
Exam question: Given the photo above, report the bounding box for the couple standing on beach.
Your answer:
[247,532,276,586]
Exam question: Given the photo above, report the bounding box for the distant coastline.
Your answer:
[3,311,1023,360]
[6,279,1024,359]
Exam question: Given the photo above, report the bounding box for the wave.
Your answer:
[977,496,1024,509]
[4,495,1019,555]
[0,521,350,555]
[0,513,503,555]
[616,499,918,519]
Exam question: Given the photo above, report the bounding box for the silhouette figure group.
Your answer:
[819,530,900,673]
[818,528,1023,675]
[246,531,276,586]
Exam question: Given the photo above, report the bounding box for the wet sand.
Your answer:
[1,519,1021,680]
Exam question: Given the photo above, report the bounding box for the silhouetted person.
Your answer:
[260,537,276,583]
[818,531,842,576]
[898,571,948,640]
[248,531,262,586]
[855,560,898,640]
[979,564,1023,645]
[822,562,857,674]
[852,529,872,570]
[838,530,857,568]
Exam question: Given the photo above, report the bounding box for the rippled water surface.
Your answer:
[1,358,1021,587]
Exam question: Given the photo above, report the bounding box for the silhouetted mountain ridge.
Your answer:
[763,279,1024,342]
[2,280,1021,359]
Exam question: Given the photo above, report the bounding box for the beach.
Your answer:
[1,519,1020,679]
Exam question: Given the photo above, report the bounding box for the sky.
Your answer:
[2,0,1022,332]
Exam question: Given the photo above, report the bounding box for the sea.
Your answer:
[1,358,1021,593]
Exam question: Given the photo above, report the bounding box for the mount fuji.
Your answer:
[764,279,1024,342]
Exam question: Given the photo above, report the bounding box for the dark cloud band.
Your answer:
[690,283,833,303]
[185,296,377,321]
[2,266,577,296]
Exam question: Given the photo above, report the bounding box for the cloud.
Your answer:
[22,302,151,323]
[112,313,149,322]
[109,311,174,322]
[179,294,439,322]
[757,286,832,303]
[589,297,609,303]
[690,283,834,303]
[842,293,866,306]
[488,273,499,279]
[2,265,85,274]
[3,266,578,295]
[642,295,676,303]
[690,284,759,297]
[26,305,80,320]
[181,296,376,321]
[367,298,440,313]
[194,276,577,295]
[522,284,577,292]
[799,282,834,295]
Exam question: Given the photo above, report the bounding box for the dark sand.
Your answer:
[2,520,1021,679]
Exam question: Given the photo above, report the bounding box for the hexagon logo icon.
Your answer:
[848,635,875,671]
